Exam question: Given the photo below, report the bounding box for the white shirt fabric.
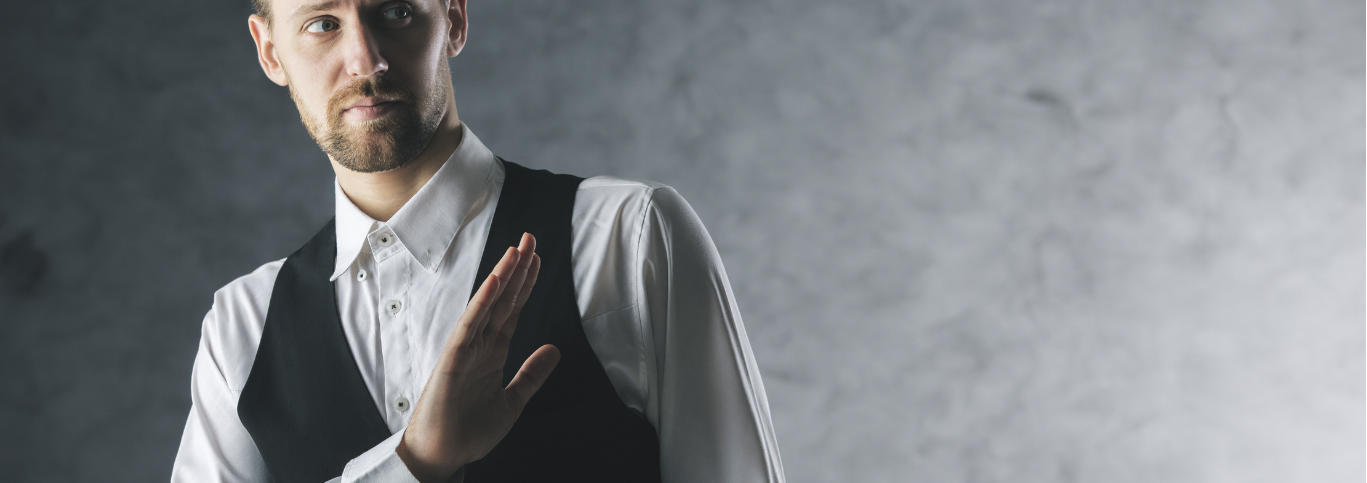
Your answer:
[170,124,785,483]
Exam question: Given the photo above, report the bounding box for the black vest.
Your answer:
[237,161,661,482]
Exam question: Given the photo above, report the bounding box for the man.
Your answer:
[170,0,784,481]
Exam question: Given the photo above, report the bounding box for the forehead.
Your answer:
[266,0,359,21]
[266,0,442,23]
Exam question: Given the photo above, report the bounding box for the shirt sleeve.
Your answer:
[171,307,270,482]
[170,292,421,483]
[636,186,786,483]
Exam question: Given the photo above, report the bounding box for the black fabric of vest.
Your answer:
[237,216,391,483]
[237,160,661,483]
[462,161,661,482]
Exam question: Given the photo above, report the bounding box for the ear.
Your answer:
[445,0,468,57]
[248,15,290,86]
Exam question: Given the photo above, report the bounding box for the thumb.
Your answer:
[504,344,560,410]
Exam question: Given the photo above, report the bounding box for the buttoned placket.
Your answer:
[367,224,418,432]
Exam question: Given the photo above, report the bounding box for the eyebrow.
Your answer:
[289,1,341,22]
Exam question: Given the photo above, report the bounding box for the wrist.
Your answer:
[396,432,463,483]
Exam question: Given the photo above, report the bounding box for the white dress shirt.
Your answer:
[170,124,785,483]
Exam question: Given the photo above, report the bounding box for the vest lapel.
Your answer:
[238,219,391,483]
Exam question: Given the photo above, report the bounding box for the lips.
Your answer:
[344,96,399,110]
[324,77,413,126]
[341,97,402,121]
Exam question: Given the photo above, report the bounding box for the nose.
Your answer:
[343,21,388,78]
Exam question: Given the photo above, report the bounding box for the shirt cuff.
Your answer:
[340,431,419,483]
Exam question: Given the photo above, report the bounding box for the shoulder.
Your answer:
[570,176,701,313]
[569,174,715,296]
[574,175,666,210]
[573,175,701,231]
[199,259,285,392]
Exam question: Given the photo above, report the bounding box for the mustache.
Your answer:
[326,77,414,120]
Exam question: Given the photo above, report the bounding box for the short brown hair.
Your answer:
[252,0,271,22]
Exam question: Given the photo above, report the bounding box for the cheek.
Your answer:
[280,44,348,101]
[285,71,336,120]
[392,25,450,79]
[294,65,345,107]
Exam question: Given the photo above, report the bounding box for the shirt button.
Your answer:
[394,397,410,412]
[376,232,395,247]
[356,269,368,282]
[387,300,402,315]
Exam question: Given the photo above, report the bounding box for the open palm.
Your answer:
[398,233,561,483]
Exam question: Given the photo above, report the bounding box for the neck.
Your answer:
[332,101,463,222]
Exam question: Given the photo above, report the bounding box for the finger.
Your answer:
[511,231,535,256]
[448,272,500,357]
[504,344,560,411]
[513,253,540,315]
[495,253,540,344]
[473,246,521,337]
[487,234,537,337]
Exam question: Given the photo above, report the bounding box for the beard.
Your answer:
[291,66,447,173]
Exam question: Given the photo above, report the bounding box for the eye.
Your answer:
[381,5,412,21]
[305,18,339,33]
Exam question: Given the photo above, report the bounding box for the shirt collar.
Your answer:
[330,123,499,280]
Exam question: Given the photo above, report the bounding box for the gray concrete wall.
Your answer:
[0,0,1361,481]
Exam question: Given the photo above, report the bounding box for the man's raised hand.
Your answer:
[396,233,561,483]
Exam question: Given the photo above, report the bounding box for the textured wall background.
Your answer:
[0,0,1361,481]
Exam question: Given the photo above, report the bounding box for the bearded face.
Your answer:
[290,60,448,173]
[249,0,459,174]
